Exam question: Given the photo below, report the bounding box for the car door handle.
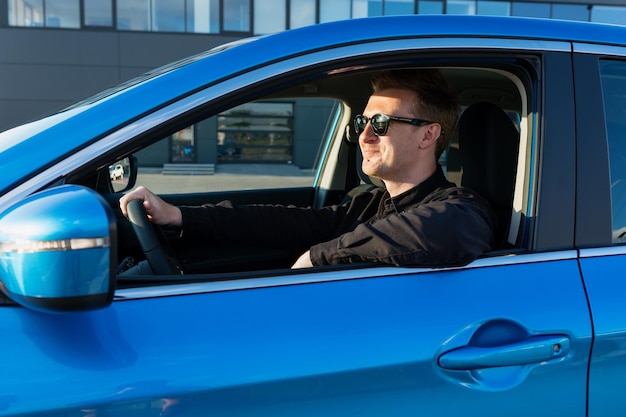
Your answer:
[438,335,570,370]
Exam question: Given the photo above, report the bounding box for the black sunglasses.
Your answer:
[354,113,437,136]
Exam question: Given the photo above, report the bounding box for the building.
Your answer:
[2,0,625,168]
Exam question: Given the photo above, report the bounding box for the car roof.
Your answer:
[1,14,624,194]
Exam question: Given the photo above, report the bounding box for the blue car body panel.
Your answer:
[0,258,591,415]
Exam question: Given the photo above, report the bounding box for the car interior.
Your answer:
[68,60,533,283]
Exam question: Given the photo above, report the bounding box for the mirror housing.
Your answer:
[0,185,116,313]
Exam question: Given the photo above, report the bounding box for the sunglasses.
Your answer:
[354,113,437,136]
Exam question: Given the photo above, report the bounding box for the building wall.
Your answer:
[0,27,240,132]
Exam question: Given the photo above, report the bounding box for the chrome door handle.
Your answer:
[438,335,570,370]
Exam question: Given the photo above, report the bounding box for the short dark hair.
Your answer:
[371,69,459,159]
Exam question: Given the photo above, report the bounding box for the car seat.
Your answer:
[457,101,520,249]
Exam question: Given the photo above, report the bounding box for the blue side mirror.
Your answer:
[0,185,116,313]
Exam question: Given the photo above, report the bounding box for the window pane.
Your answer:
[477,0,509,16]
[254,0,286,34]
[552,4,589,22]
[592,6,626,26]
[8,0,44,26]
[186,0,219,33]
[84,0,113,26]
[152,0,185,32]
[600,60,626,242]
[224,0,251,31]
[135,98,338,193]
[385,0,414,15]
[117,0,150,30]
[290,0,316,28]
[511,2,550,18]
[418,0,443,14]
[446,0,476,15]
[320,0,351,22]
[353,0,382,18]
[45,0,80,28]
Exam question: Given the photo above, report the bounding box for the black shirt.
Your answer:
[180,166,496,267]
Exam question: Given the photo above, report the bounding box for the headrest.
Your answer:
[458,102,519,210]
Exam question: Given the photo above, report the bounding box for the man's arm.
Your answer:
[309,190,496,267]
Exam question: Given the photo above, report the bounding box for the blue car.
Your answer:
[0,14,625,416]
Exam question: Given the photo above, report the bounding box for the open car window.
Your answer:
[86,58,535,281]
[134,98,341,194]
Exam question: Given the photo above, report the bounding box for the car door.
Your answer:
[574,46,626,416]
[0,33,591,416]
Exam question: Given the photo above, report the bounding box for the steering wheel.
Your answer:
[126,199,184,275]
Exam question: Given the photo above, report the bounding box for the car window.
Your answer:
[600,60,626,242]
[132,98,340,194]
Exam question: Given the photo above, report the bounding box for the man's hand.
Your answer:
[291,250,313,269]
[119,186,183,227]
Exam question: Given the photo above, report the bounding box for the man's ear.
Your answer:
[418,123,442,150]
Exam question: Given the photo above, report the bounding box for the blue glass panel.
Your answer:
[224,0,251,31]
[117,0,149,30]
[552,3,589,22]
[254,0,286,34]
[477,0,509,16]
[447,0,476,15]
[186,0,220,33]
[511,2,550,18]
[290,0,316,28]
[84,0,112,26]
[320,0,351,22]
[8,0,44,27]
[46,0,80,28]
[353,0,383,18]
[152,0,185,32]
[419,0,443,14]
[592,5,626,26]
[385,0,414,15]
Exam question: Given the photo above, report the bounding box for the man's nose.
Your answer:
[359,122,378,143]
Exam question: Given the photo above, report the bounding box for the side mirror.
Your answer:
[108,156,137,193]
[0,185,116,313]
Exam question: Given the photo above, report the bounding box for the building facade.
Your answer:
[2,0,625,168]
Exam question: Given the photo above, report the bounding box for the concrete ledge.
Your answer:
[161,163,215,175]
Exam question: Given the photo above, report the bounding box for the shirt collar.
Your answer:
[381,165,454,214]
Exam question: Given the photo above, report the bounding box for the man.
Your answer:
[120,69,495,269]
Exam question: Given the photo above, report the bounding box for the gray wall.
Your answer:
[0,27,240,133]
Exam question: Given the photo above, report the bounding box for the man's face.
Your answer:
[359,88,427,182]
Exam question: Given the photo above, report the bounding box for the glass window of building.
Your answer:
[254,0,286,34]
[592,5,626,26]
[320,0,351,22]
[290,0,316,28]
[152,0,185,32]
[117,0,150,30]
[418,0,443,14]
[446,0,476,15]
[353,0,383,18]
[385,0,414,15]
[186,0,219,33]
[217,102,295,163]
[511,2,550,18]
[45,0,79,28]
[84,0,113,27]
[552,3,589,22]
[223,0,251,32]
[9,0,44,26]
[477,0,509,16]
